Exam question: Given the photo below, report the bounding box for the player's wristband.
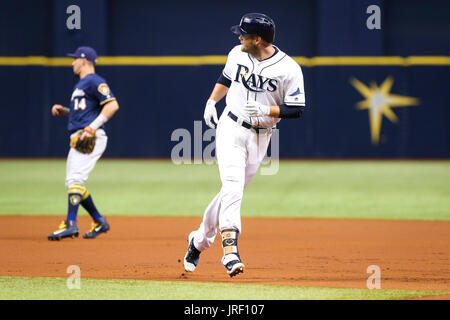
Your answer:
[88,114,108,130]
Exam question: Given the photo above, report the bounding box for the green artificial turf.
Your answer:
[0,159,449,220]
[0,276,448,300]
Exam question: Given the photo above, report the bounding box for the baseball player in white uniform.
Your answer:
[184,13,306,277]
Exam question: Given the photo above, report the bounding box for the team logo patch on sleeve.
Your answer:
[97,83,110,96]
[289,87,301,96]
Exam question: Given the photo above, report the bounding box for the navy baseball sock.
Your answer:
[80,194,103,221]
[67,192,82,222]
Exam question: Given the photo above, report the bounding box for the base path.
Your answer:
[0,216,449,292]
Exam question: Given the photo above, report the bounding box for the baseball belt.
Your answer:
[227,111,274,134]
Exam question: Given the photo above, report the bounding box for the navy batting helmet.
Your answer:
[230,13,275,43]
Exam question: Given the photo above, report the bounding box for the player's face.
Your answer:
[71,58,84,75]
[239,34,258,53]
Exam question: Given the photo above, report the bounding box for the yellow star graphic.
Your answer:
[350,76,420,144]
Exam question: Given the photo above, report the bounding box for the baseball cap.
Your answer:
[67,46,98,63]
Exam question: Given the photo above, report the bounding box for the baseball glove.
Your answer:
[70,128,97,154]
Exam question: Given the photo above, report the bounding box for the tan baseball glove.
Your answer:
[70,127,97,154]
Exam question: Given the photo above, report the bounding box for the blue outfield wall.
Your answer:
[0,0,449,158]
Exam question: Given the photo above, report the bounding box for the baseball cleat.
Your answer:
[222,254,245,277]
[184,231,201,272]
[48,220,79,241]
[83,217,110,239]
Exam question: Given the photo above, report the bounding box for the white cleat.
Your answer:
[184,232,201,272]
[222,253,245,277]
[227,262,245,277]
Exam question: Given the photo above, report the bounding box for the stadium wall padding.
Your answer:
[0,0,448,158]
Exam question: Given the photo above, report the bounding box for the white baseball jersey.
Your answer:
[221,45,306,128]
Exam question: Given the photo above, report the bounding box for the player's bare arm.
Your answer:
[81,100,119,140]
[209,83,229,102]
[268,105,280,117]
[52,104,70,116]
[100,99,120,119]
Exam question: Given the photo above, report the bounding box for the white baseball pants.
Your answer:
[65,129,107,189]
[193,114,272,251]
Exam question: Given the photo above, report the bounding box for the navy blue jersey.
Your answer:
[67,73,116,133]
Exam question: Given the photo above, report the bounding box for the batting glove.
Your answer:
[204,99,219,129]
[244,100,271,117]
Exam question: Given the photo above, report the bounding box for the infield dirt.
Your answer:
[0,216,449,292]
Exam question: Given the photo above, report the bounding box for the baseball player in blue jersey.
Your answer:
[48,46,119,241]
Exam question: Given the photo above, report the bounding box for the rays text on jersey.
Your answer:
[234,64,278,92]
